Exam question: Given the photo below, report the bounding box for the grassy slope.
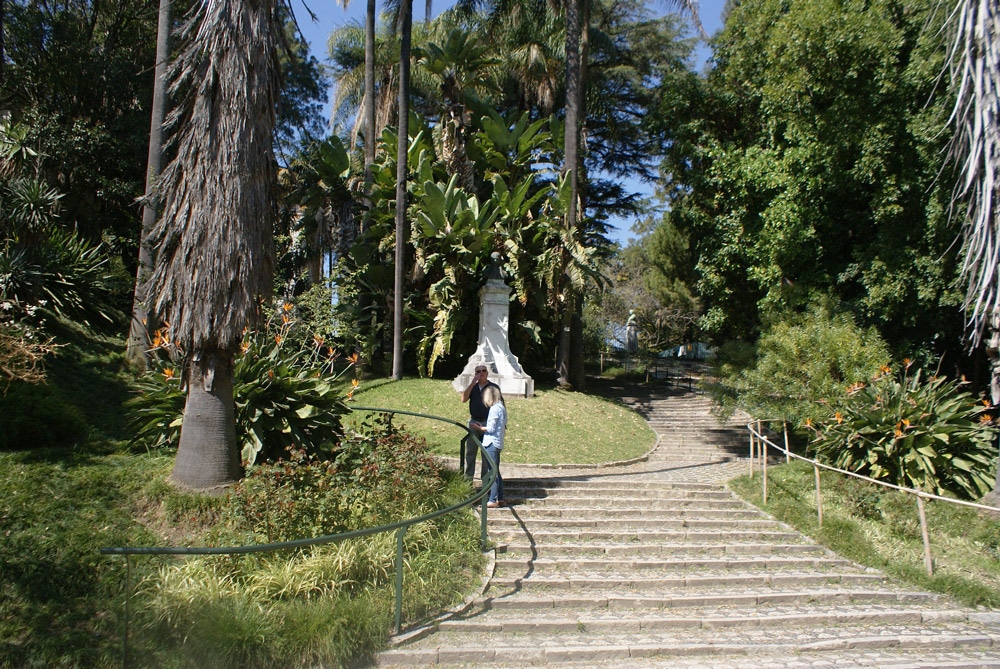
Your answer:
[729,459,1000,608]
[351,377,656,464]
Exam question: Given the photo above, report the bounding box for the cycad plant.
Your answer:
[810,362,996,500]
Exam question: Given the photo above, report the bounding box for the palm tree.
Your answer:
[147,0,281,491]
[127,0,172,368]
[946,0,1000,500]
[416,28,500,190]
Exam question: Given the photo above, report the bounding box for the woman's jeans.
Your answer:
[484,444,503,503]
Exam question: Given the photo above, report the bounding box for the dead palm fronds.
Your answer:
[148,0,281,354]
[947,0,1000,346]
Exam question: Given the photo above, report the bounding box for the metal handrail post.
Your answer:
[783,422,790,463]
[122,555,131,669]
[394,526,408,634]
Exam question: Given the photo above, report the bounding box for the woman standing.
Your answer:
[472,386,506,508]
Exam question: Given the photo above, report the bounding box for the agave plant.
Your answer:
[810,363,996,499]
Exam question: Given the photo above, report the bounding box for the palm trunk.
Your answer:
[391,0,412,380]
[170,349,243,491]
[557,0,581,387]
[127,0,172,367]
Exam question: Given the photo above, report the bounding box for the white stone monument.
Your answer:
[453,258,535,398]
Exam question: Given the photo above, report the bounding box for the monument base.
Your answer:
[453,349,534,398]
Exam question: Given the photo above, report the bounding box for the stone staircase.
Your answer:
[378,384,1000,667]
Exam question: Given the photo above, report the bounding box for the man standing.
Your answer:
[461,364,500,480]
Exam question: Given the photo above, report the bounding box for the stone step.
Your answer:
[509,491,741,503]
[485,571,886,593]
[492,555,856,573]
[497,542,827,558]
[438,605,974,633]
[379,622,1000,666]
[485,516,785,531]
[513,498,752,509]
[485,529,806,543]
[505,479,725,492]
[476,589,944,611]
[492,507,763,520]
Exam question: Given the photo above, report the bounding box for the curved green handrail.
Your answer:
[100,405,499,667]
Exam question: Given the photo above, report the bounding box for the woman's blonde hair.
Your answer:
[482,385,504,407]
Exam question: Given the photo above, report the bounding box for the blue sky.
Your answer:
[290,0,728,245]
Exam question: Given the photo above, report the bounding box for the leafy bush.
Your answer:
[226,414,444,543]
[710,306,890,424]
[0,379,87,449]
[126,308,358,465]
[809,363,996,499]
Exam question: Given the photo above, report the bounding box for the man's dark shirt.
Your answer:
[468,381,500,422]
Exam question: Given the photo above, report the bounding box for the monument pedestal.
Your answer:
[453,263,534,398]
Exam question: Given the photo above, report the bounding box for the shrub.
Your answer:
[0,379,87,449]
[126,307,358,465]
[809,363,996,499]
[224,414,444,543]
[710,306,890,425]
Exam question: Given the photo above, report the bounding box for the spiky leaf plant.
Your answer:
[810,363,996,499]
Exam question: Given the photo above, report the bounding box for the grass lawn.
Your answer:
[350,377,656,465]
[729,459,1000,608]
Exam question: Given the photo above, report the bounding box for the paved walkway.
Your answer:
[378,380,1000,667]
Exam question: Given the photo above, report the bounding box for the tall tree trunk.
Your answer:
[357,0,377,375]
[392,0,412,380]
[127,0,172,367]
[557,0,581,387]
[363,0,376,206]
[170,349,243,491]
[0,0,5,87]
[568,0,590,390]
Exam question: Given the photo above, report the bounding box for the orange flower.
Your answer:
[346,391,354,400]
[903,357,913,369]
[902,418,910,428]
[804,418,813,427]
[983,399,992,407]
[880,364,891,375]
[268,369,275,379]
[282,302,294,312]
[834,412,844,424]
[847,382,865,395]
[241,341,251,354]
[894,428,903,438]
[163,367,176,380]
[348,352,359,364]
[980,414,993,424]
[281,314,290,325]
[351,378,360,389]
[275,335,283,345]
[313,334,325,348]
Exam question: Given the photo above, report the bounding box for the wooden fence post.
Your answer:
[783,423,790,463]
[762,429,768,505]
[916,495,934,576]
[814,464,823,527]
